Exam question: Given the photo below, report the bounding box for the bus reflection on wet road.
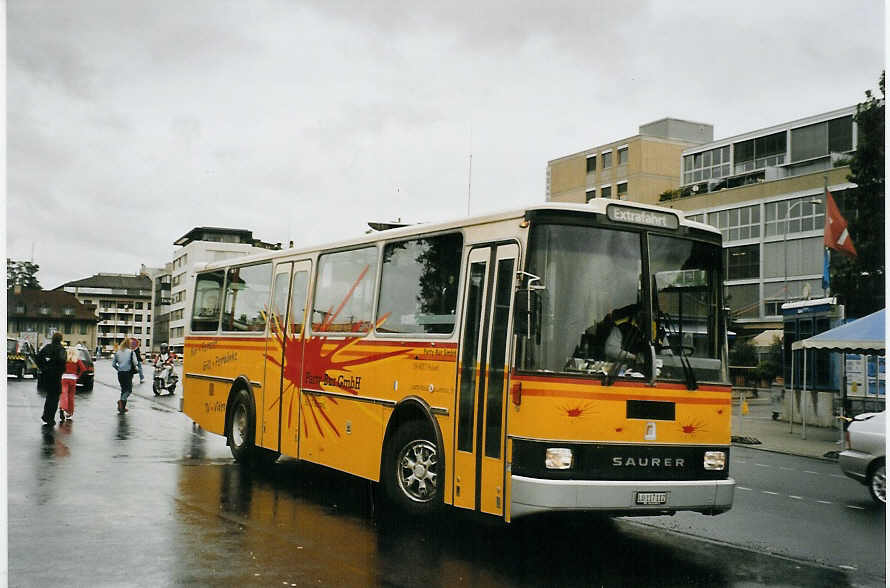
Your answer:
[171,454,846,587]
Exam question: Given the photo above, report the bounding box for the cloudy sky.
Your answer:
[7,0,885,289]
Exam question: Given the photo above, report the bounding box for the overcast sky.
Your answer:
[6,0,885,289]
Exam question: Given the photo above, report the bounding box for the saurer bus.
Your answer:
[182,201,735,521]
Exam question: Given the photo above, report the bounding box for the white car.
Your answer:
[839,411,886,504]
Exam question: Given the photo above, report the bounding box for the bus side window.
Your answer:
[312,247,377,334]
[222,263,272,332]
[377,233,462,334]
[191,270,225,332]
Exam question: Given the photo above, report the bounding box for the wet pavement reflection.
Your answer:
[8,367,851,586]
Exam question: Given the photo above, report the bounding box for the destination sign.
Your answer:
[607,205,679,230]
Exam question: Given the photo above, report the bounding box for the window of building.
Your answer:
[601,185,612,199]
[616,182,628,199]
[725,244,759,280]
[134,327,142,334]
[39,306,49,315]
[135,302,143,310]
[707,204,760,241]
[15,304,24,313]
[147,327,151,334]
[733,131,786,174]
[617,146,628,166]
[601,150,612,168]
[79,323,87,335]
[377,233,463,335]
[684,145,730,184]
[790,115,853,162]
[585,188,595,201]
[313,247,378,333]
[726,284,759,318]
[686,213,705,224]
[63,321,72,334]
[762,237,824,279]
[764,196,825,237]
[586,154,596,173]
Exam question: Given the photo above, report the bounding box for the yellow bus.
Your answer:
[182,201,735,521]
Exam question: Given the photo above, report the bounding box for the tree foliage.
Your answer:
[831,71,885,317]
[7,258,41,290]
[729,337,757,367]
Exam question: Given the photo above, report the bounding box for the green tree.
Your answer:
[831,71,885,317]
[729,338,757,367]
[6,258,41,289]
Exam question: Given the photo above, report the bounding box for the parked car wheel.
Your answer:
[868,461,886,504]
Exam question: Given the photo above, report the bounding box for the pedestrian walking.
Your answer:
[112,337,138,413]
[59,347,88,422]
[130,338,145,384]
[37,332,67,426]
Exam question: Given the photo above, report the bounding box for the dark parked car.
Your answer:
[7,338,38,379]
[36,345,94,392]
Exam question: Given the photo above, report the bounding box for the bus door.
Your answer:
[453,243,518,516]
[262,260,311,455]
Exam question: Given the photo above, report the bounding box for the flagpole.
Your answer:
[823,175,830,297]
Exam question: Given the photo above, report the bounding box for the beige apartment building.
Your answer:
[547,118,714,205]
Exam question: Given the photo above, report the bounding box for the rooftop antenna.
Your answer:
[466,124,473,216]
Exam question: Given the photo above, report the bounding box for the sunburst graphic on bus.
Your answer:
[678,420,708,437]
[263,266,413,438]
[557,402,596,420]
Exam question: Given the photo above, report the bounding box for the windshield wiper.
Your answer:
[657,309,698,391]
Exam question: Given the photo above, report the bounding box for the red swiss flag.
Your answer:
[824,190,857,257]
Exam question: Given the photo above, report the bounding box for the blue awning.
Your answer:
[791,309,886,355]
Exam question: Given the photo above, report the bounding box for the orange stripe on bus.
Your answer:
[517,387,730,405]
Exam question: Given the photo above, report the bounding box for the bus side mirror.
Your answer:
[514,289,540,342]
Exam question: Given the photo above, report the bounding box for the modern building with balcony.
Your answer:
[662,105,858,335]
[58,273,154,353]
[164,227,281,353]
[546,118,714,205]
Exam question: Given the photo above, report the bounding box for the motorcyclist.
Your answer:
[153,343,177,388]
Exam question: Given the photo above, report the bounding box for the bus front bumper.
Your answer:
[510,475,735,519]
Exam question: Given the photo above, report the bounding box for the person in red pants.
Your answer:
[59,347,88,421]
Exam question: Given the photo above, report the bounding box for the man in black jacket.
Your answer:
[38,332,67,425]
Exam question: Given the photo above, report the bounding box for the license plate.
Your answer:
[635,491,668,505]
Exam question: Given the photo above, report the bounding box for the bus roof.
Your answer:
[194,201,719,271]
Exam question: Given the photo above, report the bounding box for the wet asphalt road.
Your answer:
[5,362,877,587]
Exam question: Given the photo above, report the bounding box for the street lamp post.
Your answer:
[782,197,824,437]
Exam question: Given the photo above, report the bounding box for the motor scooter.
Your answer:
[152,358,179,395]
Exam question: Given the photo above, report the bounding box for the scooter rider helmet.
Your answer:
[160,343,168,354]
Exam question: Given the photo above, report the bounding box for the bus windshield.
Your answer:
[520,223,726,384]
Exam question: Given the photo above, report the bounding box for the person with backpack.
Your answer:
[38,332,67,426]
[130,338,145,384]
[112,337,139,413]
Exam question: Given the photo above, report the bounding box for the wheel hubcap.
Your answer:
[232,404,248,448]
[397,439,437,503]
[873,465,886,503]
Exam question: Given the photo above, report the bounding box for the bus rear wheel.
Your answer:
[383,421,442,515]
[226,388,279,467]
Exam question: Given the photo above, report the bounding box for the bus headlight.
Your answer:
[704,451,726,470]
[545,448,573,469]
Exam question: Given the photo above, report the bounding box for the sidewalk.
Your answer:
[731,394,842,461]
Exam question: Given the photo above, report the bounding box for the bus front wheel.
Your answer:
[383,421,442,515]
